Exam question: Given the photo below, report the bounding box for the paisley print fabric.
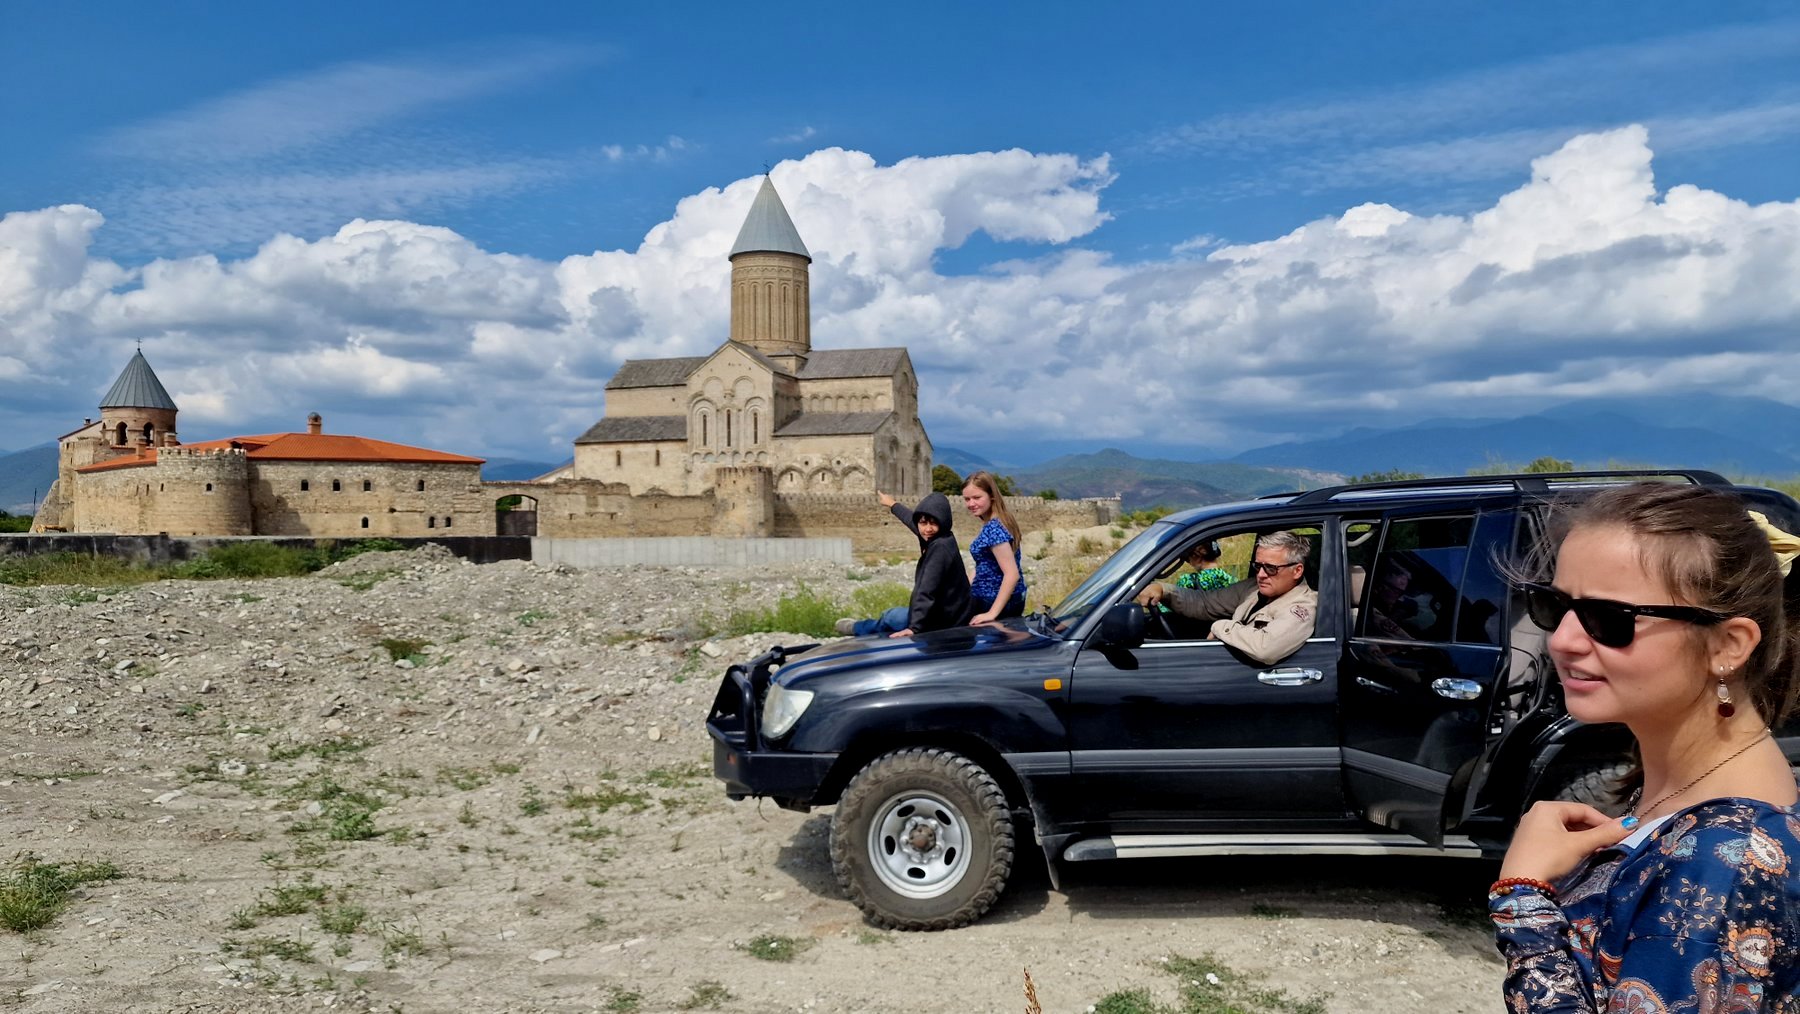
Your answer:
[1491,799,1800,1012]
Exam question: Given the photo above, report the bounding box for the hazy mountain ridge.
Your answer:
[0,445,57,514]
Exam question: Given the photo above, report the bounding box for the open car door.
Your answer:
[1338,506,1514,845]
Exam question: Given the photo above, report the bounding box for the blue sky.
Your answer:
[4,2,1800,463]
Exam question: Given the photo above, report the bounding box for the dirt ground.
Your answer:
[0,548,1507,1013]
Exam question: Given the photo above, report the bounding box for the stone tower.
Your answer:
[728,177,811,372]
[98,349,179,449]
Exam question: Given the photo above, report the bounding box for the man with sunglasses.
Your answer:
[1135,530,1318,665]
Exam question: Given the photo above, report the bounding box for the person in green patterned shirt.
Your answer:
[1176,540,1235,591]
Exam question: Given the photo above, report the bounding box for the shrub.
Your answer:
[1037,489,1059,500]
[0,512,32,534]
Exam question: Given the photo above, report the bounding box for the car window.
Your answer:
[1139,523,1324,643]
[1049,520,1185,630]
[1364,516,1474,643]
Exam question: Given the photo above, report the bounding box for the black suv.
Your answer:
[706,471,1800,930]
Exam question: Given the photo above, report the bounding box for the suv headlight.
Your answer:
[761,685,814,740]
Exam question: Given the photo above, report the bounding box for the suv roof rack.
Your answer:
[1284,469,1733,506]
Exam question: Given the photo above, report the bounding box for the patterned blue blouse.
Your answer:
[1490,798,1800,1012]
[968,518,1025,604]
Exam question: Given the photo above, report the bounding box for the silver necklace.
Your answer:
[1627,728,1772,819]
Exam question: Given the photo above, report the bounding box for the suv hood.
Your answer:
[772,623,1048,688]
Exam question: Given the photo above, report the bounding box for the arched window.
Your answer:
[428,516,436,529]
[751,411,759,444]
[362,479,371,492]
[724,412,733,448]
[331,479,341,492]
[300,479,310,492]
[142,423,154,444]
[654,449,661,466]
[360,516,369,529]
[615,449,622,468]
[444,516,453,528]
[701,414,709,446]
[416,479,425,492]
[115,422,127,445]
[204,483,214,493]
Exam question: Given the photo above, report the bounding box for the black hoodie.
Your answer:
[891,492,972,633]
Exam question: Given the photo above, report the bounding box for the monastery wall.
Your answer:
[247,460,490,537]
[73,465,159,534]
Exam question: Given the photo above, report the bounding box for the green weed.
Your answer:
[378,638,427,661]
[0,856,123,933]
[564,783,650,814]
[605,988,643,1013]
[741,934,811,962]
[240,934,314,962]
[677,981,732,1010]
[1091,952,1326,1014]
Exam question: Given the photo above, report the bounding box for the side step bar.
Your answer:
[1062,832,1486,862]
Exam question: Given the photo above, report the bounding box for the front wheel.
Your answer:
[828,747,1014,931]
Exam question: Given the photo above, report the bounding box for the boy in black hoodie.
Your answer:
[834,491,972,638]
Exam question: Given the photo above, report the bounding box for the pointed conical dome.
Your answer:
[729,177,811,261]
[100,350,178,411]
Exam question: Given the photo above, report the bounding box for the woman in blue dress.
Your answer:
[1491,483,1800,1012]
[961,470,1026,625]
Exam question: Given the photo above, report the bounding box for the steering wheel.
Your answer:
[1145,603,1177,640]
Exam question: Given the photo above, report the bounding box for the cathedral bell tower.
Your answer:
[728,177,811,372]
[98,349,179,449]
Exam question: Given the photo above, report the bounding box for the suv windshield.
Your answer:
[1048,521,1186,630]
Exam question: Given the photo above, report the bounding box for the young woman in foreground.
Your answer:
[1492,482,1800,1011]
[961,471,1026,625]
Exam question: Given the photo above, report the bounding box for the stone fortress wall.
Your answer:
[486,474,1119,554]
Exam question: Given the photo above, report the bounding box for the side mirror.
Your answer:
[1094,602,1145,650]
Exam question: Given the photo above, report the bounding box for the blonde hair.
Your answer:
[964,471,1021,544]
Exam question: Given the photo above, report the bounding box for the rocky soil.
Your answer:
[0,547,1505,1013]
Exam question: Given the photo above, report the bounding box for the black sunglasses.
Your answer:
[1249,560,1300,576]
[1520,582,1727,648]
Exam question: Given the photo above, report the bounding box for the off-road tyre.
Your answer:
[1547,759,1635,817]
[828,747,1014,931]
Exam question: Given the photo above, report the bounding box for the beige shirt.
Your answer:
[1163,578,1319,666]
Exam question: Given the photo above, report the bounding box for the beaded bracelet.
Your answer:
[1488,876,1556,900]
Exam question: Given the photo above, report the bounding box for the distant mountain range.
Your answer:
[0,445,56,514]
[482,458,567,481]
[1230,396,1800,478]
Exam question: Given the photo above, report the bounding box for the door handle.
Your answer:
[1258,667,1324,686]
[1431,677,1483,701]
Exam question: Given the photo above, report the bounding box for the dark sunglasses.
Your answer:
[1249,560,1300,577]
[1520,582,1727,648]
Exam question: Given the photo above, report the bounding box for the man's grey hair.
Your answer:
[1257,530,1311,565]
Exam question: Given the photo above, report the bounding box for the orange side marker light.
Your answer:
[1042,678,1063,691]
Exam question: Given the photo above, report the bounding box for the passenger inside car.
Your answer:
[1135,529,1319,665]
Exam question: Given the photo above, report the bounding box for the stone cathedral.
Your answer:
[570,177,933,497]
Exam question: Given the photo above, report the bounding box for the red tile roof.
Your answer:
[76,432,483,473]
[78,451,160,473]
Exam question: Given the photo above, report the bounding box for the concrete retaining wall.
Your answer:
[531,536,852,568]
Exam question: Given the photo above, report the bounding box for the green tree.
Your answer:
[932,465,1018,497]
[1037,489,1059,500]
[931,465,964,496]
[1348,469,1426,484]
[1522,456,1575,474]
[0,510,31,534]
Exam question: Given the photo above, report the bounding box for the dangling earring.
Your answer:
[1716,665,1736,719]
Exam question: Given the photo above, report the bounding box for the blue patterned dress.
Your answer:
[968,518,1025,608]
[1490,798,1800,1012]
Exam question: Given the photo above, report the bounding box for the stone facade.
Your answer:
[570,178,932,500]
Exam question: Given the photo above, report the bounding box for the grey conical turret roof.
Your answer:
[729,177,810,261]
[99,350,178,411]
